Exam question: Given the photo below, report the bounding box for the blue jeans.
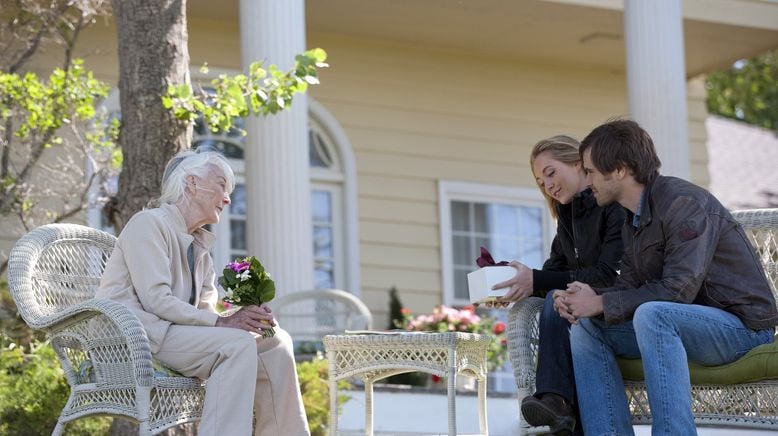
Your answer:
[535,292,583,435]
[570,301,774,436]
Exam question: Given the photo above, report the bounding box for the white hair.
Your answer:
[155,149,235,206]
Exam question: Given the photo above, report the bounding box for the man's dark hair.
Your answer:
[580,119,661,183]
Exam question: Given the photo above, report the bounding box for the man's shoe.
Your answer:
[520,393,576,436]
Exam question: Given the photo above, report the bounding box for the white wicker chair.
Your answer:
[507,208,778,433]
[7,223,205,435]
[270,289,372,353]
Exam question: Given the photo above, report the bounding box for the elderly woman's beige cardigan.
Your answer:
[97,203,221,353]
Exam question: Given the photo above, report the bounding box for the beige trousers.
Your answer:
[155,325,310,436]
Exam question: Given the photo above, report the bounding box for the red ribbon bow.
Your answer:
[476,246,509,268]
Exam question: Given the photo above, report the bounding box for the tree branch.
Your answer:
[1,118,12,179]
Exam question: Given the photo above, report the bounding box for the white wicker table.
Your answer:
[323,332,491,436]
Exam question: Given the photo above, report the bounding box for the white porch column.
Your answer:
[239,0,313,295]
[624,0,690,179]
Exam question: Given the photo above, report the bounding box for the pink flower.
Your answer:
[229,261,251,273]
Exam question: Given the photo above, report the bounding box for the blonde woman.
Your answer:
[495,135,625,435]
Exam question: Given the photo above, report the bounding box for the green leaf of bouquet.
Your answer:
[258,279,276,303]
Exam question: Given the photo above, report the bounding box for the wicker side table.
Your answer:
[323,332,491,436]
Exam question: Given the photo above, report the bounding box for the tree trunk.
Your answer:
[109,0,192,433]
[110,0,192,230]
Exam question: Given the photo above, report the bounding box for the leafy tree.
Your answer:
[108,0,327,230]
[0,0,119,274]
[706,49,778,131]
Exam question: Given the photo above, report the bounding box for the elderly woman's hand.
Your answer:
[216,304,277,334]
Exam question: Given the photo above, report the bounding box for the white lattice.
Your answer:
[324,332,491,435]
[8,224,206,435]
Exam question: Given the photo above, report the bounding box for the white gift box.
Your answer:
[467,266,516,303]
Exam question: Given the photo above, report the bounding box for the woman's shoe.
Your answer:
[520,393,576,435]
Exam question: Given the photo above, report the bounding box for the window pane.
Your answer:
[522,248,544,269]
[493,238,521,262]
[314,261,334,289]
[313,226,333,258]
[309,130,333,168]
[473,203,488,233]
[519,207,542,238]
[312,190,332,222]
[230,219,246,250]
[194,140,244,160]
[451,201,470,231]
[452,235,472,266]
[475,236,491,257]
[230,184,246,216]
[449,199,545,303]
[454,267,470,300]
[492,204,520,236]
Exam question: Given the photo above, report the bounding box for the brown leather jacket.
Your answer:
[596,175,778,330]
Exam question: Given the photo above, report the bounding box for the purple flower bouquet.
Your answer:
[218,256,276,337]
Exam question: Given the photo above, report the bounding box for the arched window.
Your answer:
[205,98,360,294]
[91,89,359,295]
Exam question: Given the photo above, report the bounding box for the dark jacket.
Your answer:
[533,188,626,297]
[597,175,778,330]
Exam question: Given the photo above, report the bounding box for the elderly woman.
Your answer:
[97,150,309,436]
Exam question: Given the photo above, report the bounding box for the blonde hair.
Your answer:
[530,135,582,219]
[148,149,235,208]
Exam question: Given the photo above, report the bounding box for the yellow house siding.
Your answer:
[308,33,711,326]
[1,19,713,330]
[688,77,710,188]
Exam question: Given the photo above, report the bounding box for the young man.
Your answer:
[555,119,778,435]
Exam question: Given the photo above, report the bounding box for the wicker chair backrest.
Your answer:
[8,224,115,329]
[732,209,778,305]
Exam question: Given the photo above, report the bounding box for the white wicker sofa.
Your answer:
[507,208,778,433]
[8,224,205,435]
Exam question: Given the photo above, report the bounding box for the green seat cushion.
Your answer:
[152,358,185,378]
[617,335,778,385]
[77,358,184,383]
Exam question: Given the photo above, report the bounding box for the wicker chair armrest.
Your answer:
[44,298,155,387]
[507,296,544,389]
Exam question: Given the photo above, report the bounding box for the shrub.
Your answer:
[297,354,351,436]
[395,304,508,371]
[0,340,111,435]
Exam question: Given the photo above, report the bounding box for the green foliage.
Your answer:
[0,59,114,150]
[296,354,351,436]
[219,256,276,307]
[0,340,111,435]
[162,48,328,134]
[0,279,43,348]
[387,286,403,330]
[1,283,110,435]
[0,57,120,235]
[706,49,778,131]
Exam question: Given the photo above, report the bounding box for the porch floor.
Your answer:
[335,387,776,435]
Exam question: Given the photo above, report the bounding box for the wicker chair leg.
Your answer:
[52,420,66,436]
[136,386,152,436]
